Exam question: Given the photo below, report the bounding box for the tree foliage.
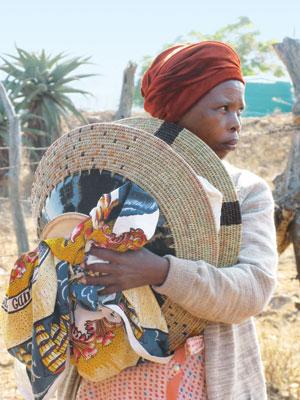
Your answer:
[134,16,285,107]
[0,48,95,168]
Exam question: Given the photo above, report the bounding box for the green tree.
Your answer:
[0,48,95,168]
[134,16,285,107]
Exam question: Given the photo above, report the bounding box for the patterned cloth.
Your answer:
[2,182,171,400]
[76,335,207,400]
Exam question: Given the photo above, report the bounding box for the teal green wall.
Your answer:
[244,81,293,117]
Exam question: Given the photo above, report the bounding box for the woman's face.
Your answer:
[178,80,245,159]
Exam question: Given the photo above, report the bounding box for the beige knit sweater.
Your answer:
[58,162,277,400]
[153,161,278,399]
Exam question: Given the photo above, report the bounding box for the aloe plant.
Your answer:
[0,48,95,168]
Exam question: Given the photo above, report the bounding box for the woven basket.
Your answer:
[32,123,221,351]
[116,117,242,268]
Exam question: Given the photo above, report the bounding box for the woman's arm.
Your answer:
[82,174,277,325]
[152,176,278,324]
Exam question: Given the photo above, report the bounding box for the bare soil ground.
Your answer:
[0,112,299,399]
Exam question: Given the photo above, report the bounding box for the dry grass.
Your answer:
[257,245,300,400]
[0,112,299,399]
[259,322,300,399]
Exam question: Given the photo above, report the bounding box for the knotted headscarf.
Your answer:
[141,41,245,122]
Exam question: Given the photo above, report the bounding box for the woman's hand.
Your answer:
[80,246,170,294]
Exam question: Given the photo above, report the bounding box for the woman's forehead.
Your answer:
[211,80,244,96]
[205,80,245,104]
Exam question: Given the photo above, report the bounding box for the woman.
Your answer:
[74,41,277,399]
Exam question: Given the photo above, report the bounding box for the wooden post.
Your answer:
[272,37,300,279]
[273,130,300,279]
[0,82,29,253]
[273,37,300,123]
[115,61,137,120]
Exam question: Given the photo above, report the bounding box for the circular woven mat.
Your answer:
[116,117,242,268]
[31,123,219,350]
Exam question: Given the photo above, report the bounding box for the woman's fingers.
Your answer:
[85,262,118,274]
[79,272,122,294]
[89,247,120,263]
[79,273,116,287]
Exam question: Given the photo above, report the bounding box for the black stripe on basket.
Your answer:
[221,201,241,226]
[154,122,183,145]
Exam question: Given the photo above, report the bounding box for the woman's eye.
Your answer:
[220,106,228,111]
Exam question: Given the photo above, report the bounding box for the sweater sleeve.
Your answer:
[152,174,278,324]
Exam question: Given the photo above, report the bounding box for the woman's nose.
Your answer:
[229,112,242,133]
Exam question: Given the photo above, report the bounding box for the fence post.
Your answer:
[273,37,300,279]
[0,82,29,253]
[115,61,137,120]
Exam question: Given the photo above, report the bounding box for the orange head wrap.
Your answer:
[141,41,245,123]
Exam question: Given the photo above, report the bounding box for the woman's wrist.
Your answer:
[153,256,170,286]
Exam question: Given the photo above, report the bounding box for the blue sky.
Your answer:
[1,0,299,110]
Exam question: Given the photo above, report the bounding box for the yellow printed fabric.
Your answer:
[1,182,170,400]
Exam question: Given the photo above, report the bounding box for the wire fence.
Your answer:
[0,144,37,262]
[0,162,40,171]
[0,197,31,202]
[0,146,48,150]
[0,145,49,171]
[0,195,32,262]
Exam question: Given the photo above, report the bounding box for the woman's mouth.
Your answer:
[221,139,239,150]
